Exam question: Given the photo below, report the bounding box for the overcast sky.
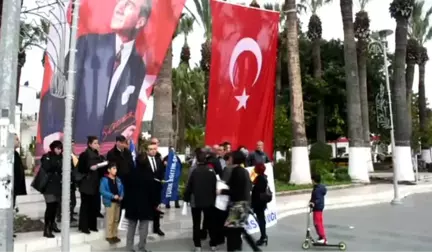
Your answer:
[19,0,432,116]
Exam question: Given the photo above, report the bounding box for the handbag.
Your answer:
[259,186,273,203]
[31,167,50,193]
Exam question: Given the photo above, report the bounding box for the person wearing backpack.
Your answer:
[251,163,271,246]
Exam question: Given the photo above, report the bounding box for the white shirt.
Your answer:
[107,35,135,107]
[149,156,156,172]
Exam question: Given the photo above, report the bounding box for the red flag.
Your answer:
[205,1,279,157]
[36,0,185,157]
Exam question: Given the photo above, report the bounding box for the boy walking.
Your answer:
[309,174,327,244]
[100,163,124,244]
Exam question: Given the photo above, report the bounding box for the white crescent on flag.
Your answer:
[228,37,263,88]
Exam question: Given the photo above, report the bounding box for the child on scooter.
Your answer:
[309,174,327,244]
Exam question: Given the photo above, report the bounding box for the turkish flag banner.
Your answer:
[205,0,279,156]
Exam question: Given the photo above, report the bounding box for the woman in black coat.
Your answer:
[78,136,106,234]
[40,140,63,238]
[251,163,269,246]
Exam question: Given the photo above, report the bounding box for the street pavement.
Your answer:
[92,192,432,251]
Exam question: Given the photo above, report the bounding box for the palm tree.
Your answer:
[17,19,49,103]
[389,0,415,182]
[409,0,432,162]
[179,15,194,66]
[340,0,369,183]
[249,0,260,8]
[284,0,311,185]
[300,0,330,143]
[354,0,373,172]
[190,0,212,115]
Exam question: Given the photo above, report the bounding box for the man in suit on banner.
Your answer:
[73,0,152,143]
[40,0,153,149]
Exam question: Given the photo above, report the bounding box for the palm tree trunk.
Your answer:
[312,39,325,143]
[419,63,428,159]
[175,96,181,150]
[285,0,311,185]
[392,17,414,182]
[405,63,414,144]
[152,45,173,149]
[357,40,373,172]
[340,0,369,183]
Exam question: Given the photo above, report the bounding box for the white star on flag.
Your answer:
[235,88,250,111]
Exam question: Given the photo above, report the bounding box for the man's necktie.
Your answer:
[113,45,123,73]
[151,157,157,173]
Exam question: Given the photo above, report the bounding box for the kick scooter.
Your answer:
[301,207,346,251]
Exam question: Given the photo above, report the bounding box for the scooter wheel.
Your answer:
[338,242,347,251]
[301,241,311,250]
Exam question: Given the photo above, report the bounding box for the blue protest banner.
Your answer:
[129,139,136,167]
[161,149,182,204]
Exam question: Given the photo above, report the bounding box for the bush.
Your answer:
[309,142,332,161]
[334,167,351,182]
[310,160,335,182]
[273,161,291,182]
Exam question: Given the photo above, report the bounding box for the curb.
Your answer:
[277,183,432,220]
[276,183,367,196]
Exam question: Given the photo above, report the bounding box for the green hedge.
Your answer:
[274,159,351,185]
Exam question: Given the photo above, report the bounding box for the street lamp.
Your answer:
[369,29,402,205]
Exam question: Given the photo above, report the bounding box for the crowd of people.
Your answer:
[20,136,328,252]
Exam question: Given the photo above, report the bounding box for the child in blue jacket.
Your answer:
[100,163,124,244]
[309,174,327,244]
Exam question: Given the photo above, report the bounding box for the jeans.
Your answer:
[254,208,266,238]
[126,219,149,251]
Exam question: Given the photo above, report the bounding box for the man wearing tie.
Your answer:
[146,143,166,236]
[39,0,153,148]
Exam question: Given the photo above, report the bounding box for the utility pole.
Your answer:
[61,0,80,250]
[0,0,22,251]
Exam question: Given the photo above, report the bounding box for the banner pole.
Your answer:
[0,0,22,250]
[61,0,80,250]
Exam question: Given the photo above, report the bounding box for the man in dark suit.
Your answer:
[73,0,152,144]
[39,0,153,149]
[106,135,134,212]
[142,143,165,236]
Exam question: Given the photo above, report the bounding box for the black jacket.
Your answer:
[247,150,270,166]
[106,146,134,184]
[14,151,27,196]
[78,148,105,195]
[222,165,251,203]
[124,153,158,221]
[40,152,62,196]
[206,154,223,176]
[139,154,165,205]
[184,163,217,208]
[251,174,268,210]
[310,184,327,211]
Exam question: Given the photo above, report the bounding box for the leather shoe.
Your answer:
[154,229,165,236]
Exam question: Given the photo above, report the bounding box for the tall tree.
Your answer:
[191,0,212,116]
[354,0,373,172]
[340,0,369,182]
[17,20,49,103]
[249,0,260,8]
[285,0,311,184]
[179,15,194,66]
[389,0,415,182]
[301,0,330,143]
[409,0,432,162]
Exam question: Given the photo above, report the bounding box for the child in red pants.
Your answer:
[309,174,327,244]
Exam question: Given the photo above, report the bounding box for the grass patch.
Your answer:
[275,180,351,192]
